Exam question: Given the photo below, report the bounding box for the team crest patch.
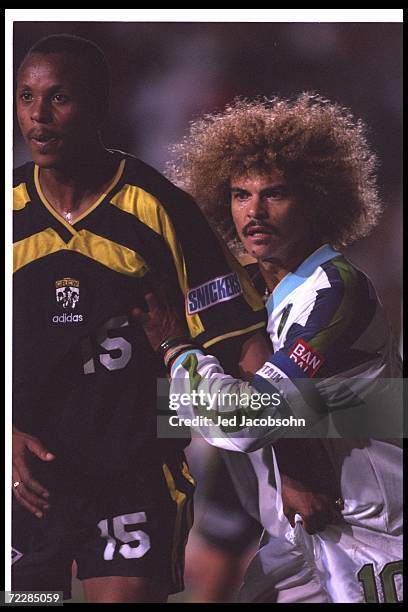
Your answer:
[187,272,242,314]
[289,339,325,377]
[11,547,23,565]
[52,278,83,324]
[56,278,80,310]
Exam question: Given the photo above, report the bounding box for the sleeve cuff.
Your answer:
[170,349,204,375]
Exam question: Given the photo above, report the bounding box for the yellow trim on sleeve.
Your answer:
[202,320,266,349]
[181,461,196,487]
[110,184,205,337]
[13,183,31,210]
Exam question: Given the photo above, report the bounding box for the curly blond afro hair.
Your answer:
[166,93,382,248]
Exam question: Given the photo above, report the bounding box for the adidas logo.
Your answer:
[52,313,84,324]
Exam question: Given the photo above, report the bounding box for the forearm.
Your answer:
[169,350,316,453]
[273,438,339,495]
[208,330,271,380]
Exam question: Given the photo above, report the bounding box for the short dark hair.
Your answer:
[24,34,110,114]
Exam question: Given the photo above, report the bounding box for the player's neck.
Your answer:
[37,144,118,218]
[258,241,322,294]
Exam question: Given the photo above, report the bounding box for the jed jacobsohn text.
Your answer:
[168,414,306,428]
[169,390,282,411]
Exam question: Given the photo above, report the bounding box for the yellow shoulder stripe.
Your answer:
[111,184,204,337]
[13,183,31,211]
[14,228,66,273]
[14,227,149,278]
[69,230,149,277]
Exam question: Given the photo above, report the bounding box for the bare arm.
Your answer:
[238,330,272,380]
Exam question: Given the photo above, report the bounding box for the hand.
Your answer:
[12,426,55,518]
[132,290,189,352]
[238,331,272,380]
[280,472,343,535]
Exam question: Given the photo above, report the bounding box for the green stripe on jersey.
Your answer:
[308,257,358,354]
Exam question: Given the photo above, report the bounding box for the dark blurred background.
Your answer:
[13,21,403,346]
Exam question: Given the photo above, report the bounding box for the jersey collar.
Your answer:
[266,244,340,313]
[33,158,126,234]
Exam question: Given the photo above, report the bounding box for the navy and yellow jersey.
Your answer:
[13,150,265,471]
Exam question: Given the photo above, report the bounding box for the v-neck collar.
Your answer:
[266,244,340,314]
[34,158,126,234]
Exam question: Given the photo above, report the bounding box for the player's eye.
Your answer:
[52,94,70,104]
[19,91,33,102]
[233,190,250,201]
[264,188,290,200]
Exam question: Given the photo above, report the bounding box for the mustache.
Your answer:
[242,221,279,237]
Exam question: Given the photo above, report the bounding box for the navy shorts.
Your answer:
[12,451,195,599]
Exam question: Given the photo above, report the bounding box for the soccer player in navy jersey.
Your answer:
[12,34,272,602]
[134,95,403,602]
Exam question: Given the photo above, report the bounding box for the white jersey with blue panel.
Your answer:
[170,244,403,603]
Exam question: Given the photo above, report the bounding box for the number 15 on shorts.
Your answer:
[98,512,151,560]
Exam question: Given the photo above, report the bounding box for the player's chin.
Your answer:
[245,240,275,261]
[30,150,64,170]
[26,139,65,169]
